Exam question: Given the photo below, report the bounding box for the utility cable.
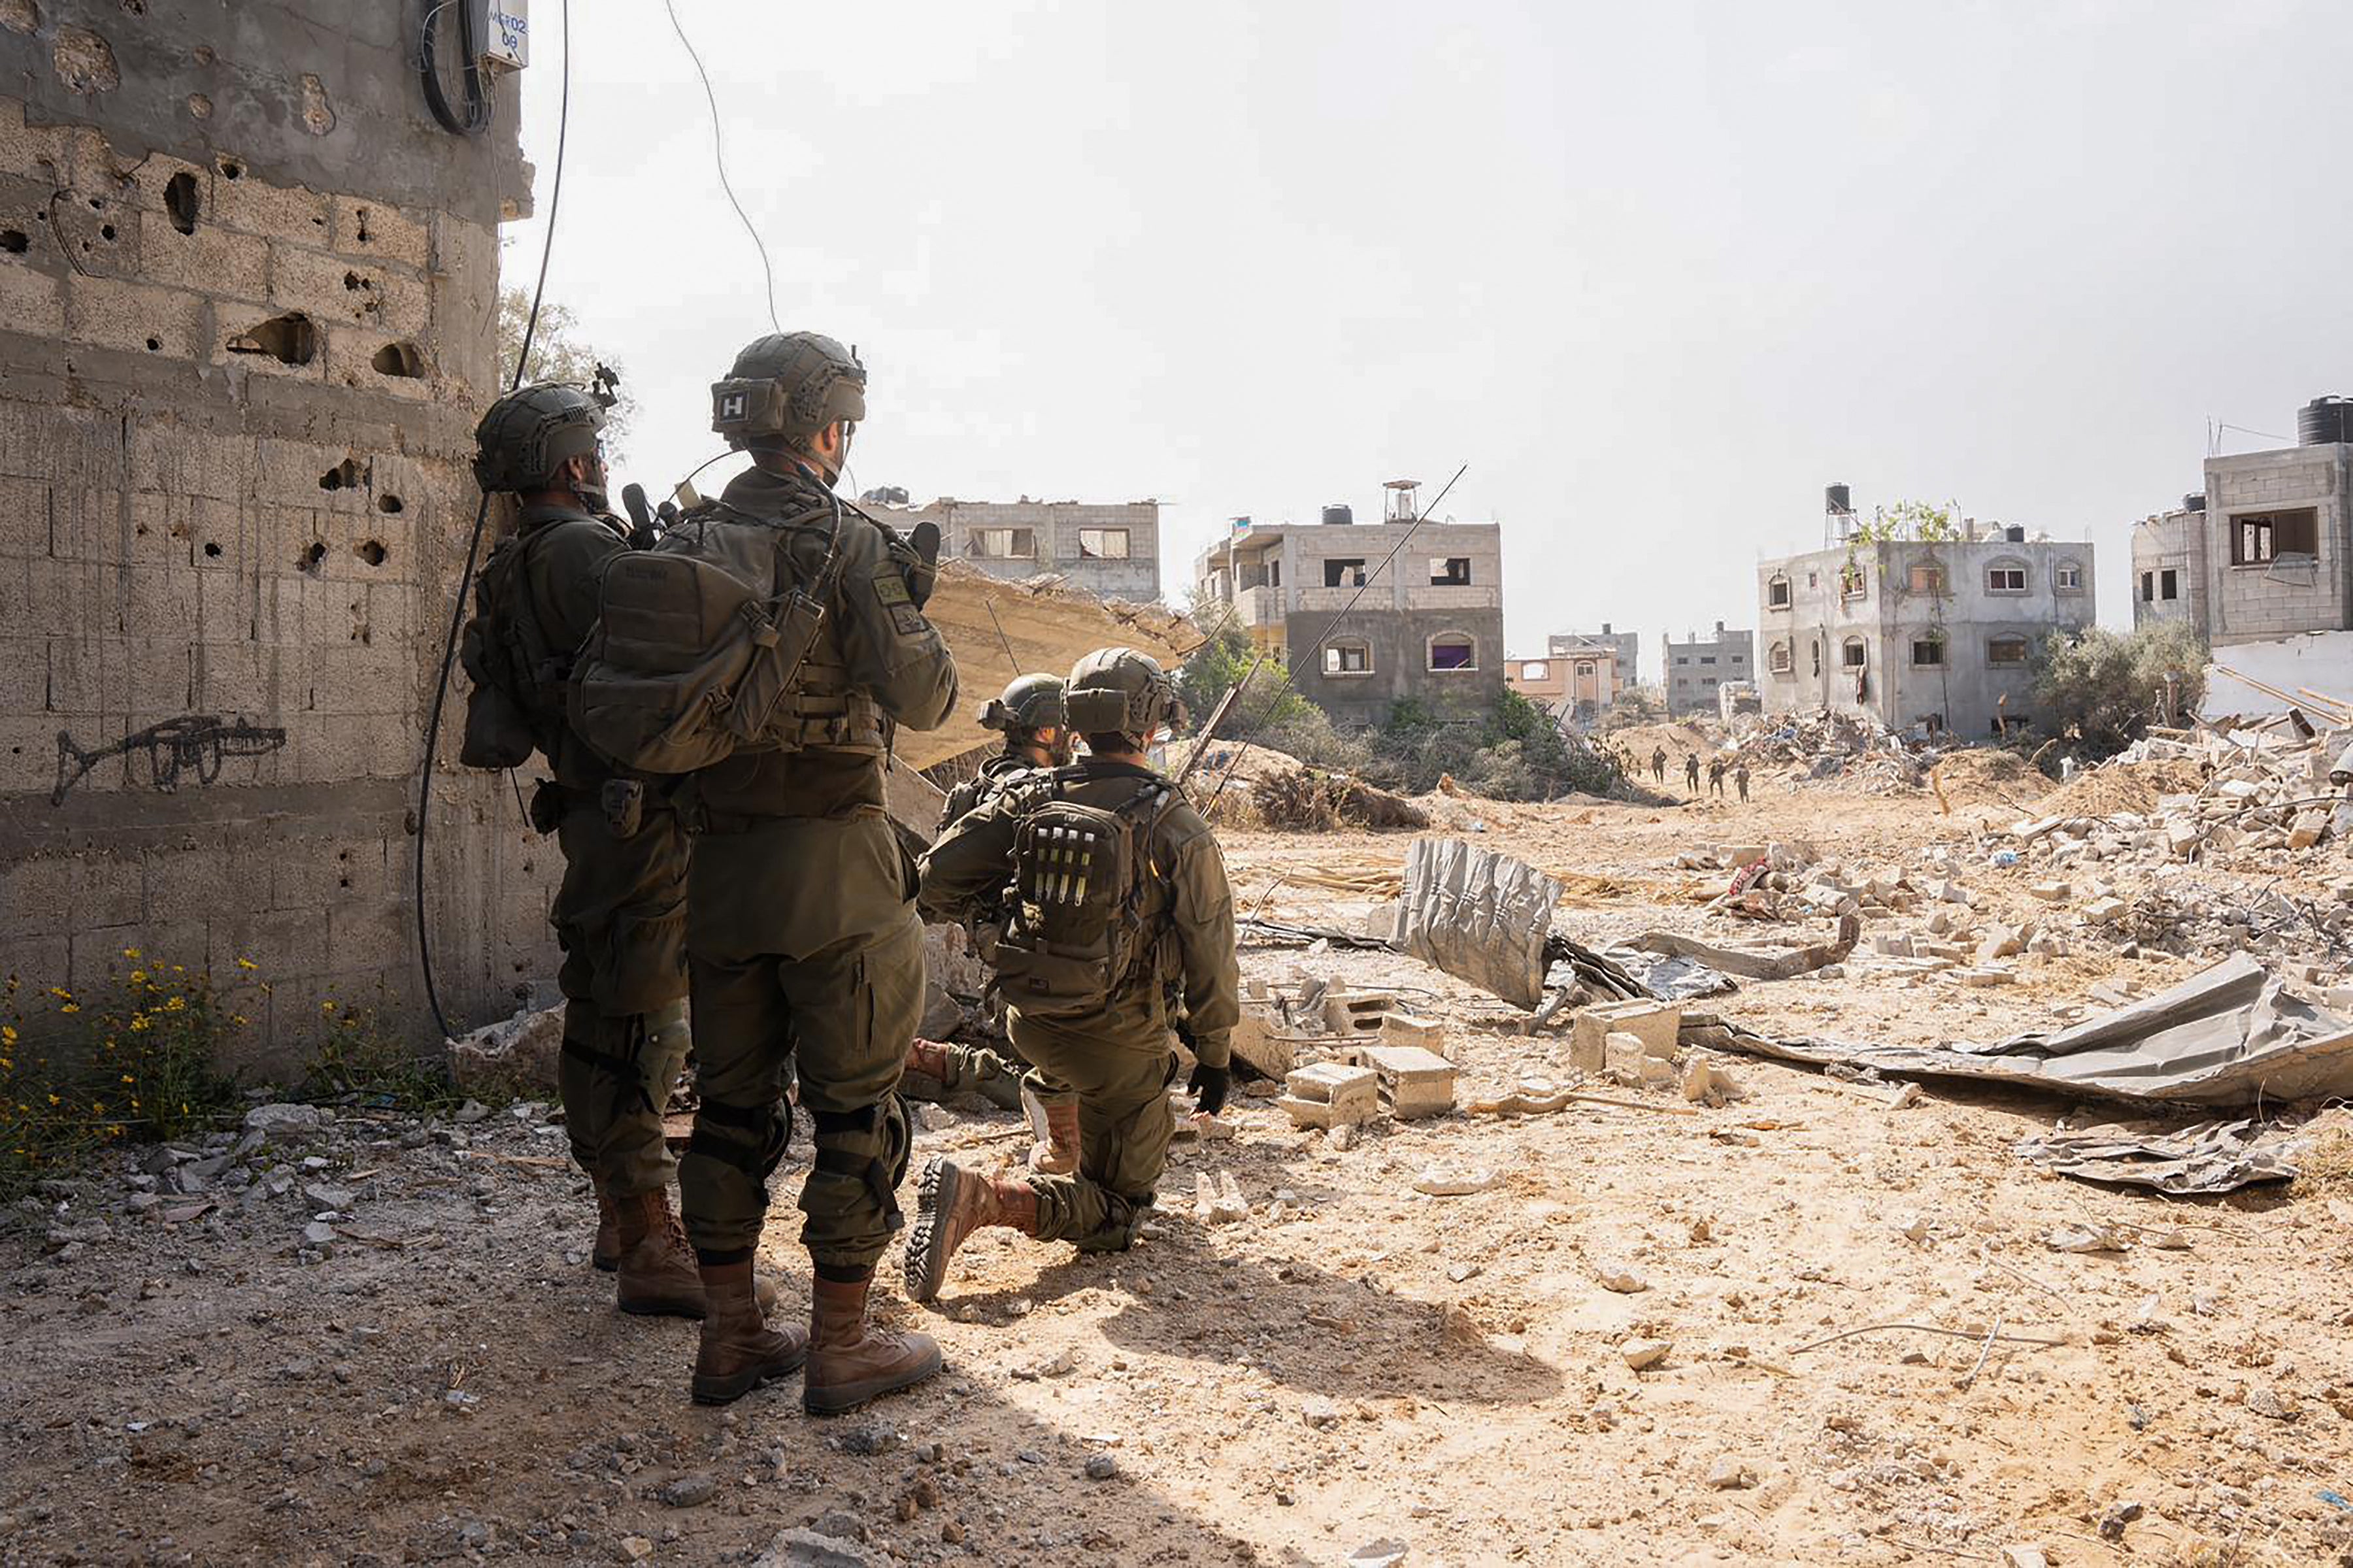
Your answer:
[418,0,493,137]
[1198,463,1468,817]
[664,0,781,334]
[414,0,571,1041]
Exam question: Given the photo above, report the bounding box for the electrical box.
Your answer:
[471,0,529,72]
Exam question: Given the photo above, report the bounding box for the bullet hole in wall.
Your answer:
[203,541,222,558]
[370,341,424,378]
[357,539,386,567]
[144,336,159,352]
[318,458,363,491]
[375,493,403,514]
[351,206,370,244]
[163,170,198,234]
[0,229,26,252]
[225,310,315,365]
[218,157,242,180]
[298,541,327,573]
[99,223,115,241]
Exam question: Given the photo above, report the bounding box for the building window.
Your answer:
[1429,557,1471,586]
[1909,564,1947,596]
[1769,641,1792,674]
[1911,633,1945,667]
[1427,633,1476,672]
[1807,571,1820,589]
[1986,636,2029,667]
[1730,652,1745,665]
[1324,641,1373,676]
[1675,654,1690,666]
[1076,527,1130,559]
[1574,661,1594,678]
[1986,561,2028,593]
[2054,560,2084,593]
[2139,571,2154,603]
[2231,508,2319,565]
[1839,563,1867,600]
[1324,558,1367,588]
[2161,568,2178,601]
[1767,573,1792,609]
[1811,640,1822,676]
[1267,559,1282,588]
[1699,655,1717,666]
[968,527,1035,559]
[1841,638,1866,669]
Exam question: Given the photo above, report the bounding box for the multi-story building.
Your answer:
[1511,636,1620,724]
[2129,399,2353,647]
[1662,622,1754,717]
[1757,523,2095,737]
[862,494,1162,603]
[1549,624,1640,688]
[1192,482,1503,726]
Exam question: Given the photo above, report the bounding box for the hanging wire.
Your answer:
[664,0,782,334]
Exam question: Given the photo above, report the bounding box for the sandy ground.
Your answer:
[7,761,2353,1567]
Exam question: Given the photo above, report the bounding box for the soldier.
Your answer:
[673,332,958,1414]
[906,675,1084,1175]
[903,648,1240,1303]
[460,384,701,1320]
[1650,745,1667,784]
[1735,762,1751,803]
[1684,752,1701,793]
[1708,757,1727,797]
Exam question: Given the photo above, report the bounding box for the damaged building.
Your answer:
[1662,621,1754,718]
[1757,493,2095,737]
[861,492,1163,604]
[1192,480,1505,727]
[0,1,544,1067]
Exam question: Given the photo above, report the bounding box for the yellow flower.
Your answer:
[231,1014,249,1027]
[321,1001,337,1015]
[164,996,185,1012]
[91,1101,104,1115]
[45,1093,59,1107]
[1,1025,16,1046]
[119,1074,135,1085]
[120,948,140,960]
[59,1003,79,1015]
[129,1016,150,1033]
[128,971,147,985]
[235,957,258,972]
[47,987,71,1001]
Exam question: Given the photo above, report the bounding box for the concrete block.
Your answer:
[1324,990,1394,1041]
[207,163,330,241]
[0,263,66,336]
[54,485,130,565]
[1604,1031,1678,1086]
[257,438,367,511]
[1570,997,1683,1073]
[268,244,430,335]
[129,418,246,501]
[1279,1062,1378,1129]
[1341,1042,1456,1118]
[331,196,431,269]
[0,856,75,938]
[64,273,206,359]
[1378,1009,1446,1055]
[139,222,270,301]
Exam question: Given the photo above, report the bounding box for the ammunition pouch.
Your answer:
[528,778,571,836]
[601,778,645,839]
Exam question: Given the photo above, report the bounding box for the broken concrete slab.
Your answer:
[1569,998,1683,1073]
[1632,914,1860,982]
[1343,1043,1457,1118]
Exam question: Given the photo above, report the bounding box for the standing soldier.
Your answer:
[459,384,700,1320]
[903,649,1238,1302]
[1650,745,1667,784]
[1735,762,1751,802]
[1708,757,1727,797]
[671,332,958,1414]
[1684,752,1701,794]
[907,675,1084,1175]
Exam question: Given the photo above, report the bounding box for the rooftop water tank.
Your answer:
[1320,503,1354,525]
[2184,493,2207,512]
[2003,524,2026,543]
[2300,396,2353,446]
[1825,482,1852,514]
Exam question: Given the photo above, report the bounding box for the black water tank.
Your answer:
[1825,483,1851,514]
[2183,493,2207,512]
[2301,396,2353,446]
[2003,524,2026,543]
[1320,503,1354,525]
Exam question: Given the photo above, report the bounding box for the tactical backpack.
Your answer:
[458,526,569,770]
[993,771,1176,1018]
[567,499,848,775]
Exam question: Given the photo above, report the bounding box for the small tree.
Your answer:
[495,287,637,457]
[1174,620,1310,737]
[2031,622,2207,754]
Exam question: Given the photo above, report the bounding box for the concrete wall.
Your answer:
[0,3,542,1071]
[1758,538,2095,736]
[870,496,1162,603]
[1661,622,1754,716]
[2200,445,2353,647]
[2131,507,2209,637]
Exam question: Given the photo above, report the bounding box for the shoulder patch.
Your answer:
[871,569,912,607]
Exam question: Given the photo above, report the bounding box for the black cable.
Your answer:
[414,0,571,1040]
[663,0,781,334]
[418,0,492,137]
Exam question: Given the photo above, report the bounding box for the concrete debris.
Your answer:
[447,1004,565,1095]
[1620,1337,1672,1371]
[1341,1043,1458,1119]
[1569,999,1682,1074]
[1278,1063,1379,1129]
[242,1104,332,1143]
[1594,1261,1649,1293]
[1410,1166,1496,1197]
[2044,1222,2128,1254]
[753,1528,883,1568]
[1193,1171,1249,1224]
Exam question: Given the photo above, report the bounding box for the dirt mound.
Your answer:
[2033,758,2211,818]
[1926,748,2044,811]
[1601,720,1719,763]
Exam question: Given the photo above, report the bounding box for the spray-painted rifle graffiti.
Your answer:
[51,715,288,805]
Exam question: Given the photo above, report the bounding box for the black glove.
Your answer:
[905,520,941,609]
[1188,1061,1230,1118]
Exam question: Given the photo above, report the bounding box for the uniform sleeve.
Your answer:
[531,521,627,650]
[916,794,1020,927]
[830,518,958,731]
[1165,818,1240,1069]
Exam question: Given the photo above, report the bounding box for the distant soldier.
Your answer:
[1684,753,1701,793]
[1735,762,1751,802]
[1708,758,1727,797]
[1649,745,1666,783]
[905,648,1239,1303]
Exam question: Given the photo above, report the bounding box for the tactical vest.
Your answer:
[458,521,574,770]
[991,768,1176,1018]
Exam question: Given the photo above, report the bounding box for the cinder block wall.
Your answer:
[0,2,552,1072]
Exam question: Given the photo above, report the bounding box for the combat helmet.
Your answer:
[1063,648,1186,743]
[710,331,867,450]
[473,382,607,497]
[980,674,1067,738]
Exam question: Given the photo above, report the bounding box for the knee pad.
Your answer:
[809,1093,910,1232]
[688,1095,792,1180]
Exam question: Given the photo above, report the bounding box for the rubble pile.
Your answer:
[1726,709,1939,792]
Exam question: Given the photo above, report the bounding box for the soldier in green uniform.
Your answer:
[903,648,1239,1301]
[905,674,1084,1174]
[461,384,700,1320]
[673,332,960,1414]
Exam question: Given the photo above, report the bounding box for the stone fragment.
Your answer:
[1084,1453,1118,1480]
[1280,1063,1379,1130]
[1301,1397,1342,1429]
[2028,880,2072,901]
[754,1528,882,1568]
[1594,1261,1648,1294]
[242,1103,330,1143]
[1620,1337,1671,1371]
[2080,897,2129,924]
[1410,1166,1495,1197]
[2245,1385,2298,1422]
[1193,1171,1248,1224]
[1704,1457,1756,1490]
[656,1473,718,1508]
[1569,999,1683,1074]
[1999,1547,2050,1568]
[1343,1043,1458,1118]
[1603,1033,1677,1087]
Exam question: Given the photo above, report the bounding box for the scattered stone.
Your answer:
[753,1527,882,1568]
[1704,1457,1757,1490]
[2097,1500,2143,1541]
[242,1103,330,1143]
[300,1222,336,1248]
[1999,1547,2050,1568]
[654,1472,718,1508]
[1594,1261,1649,1294]
[1347,1543,1408,1568]
[453,1099,492,1125]
[302,1183,355,1212]
[1084,1454,1118,1480]
[2045,1222,2127,1254]
[1302,1397,1343,1429]
[1410,1167,1495,1197]
[1620,1337,1671,1371]
[2245,1385,2299,1422]
[1193,1171,1248,1224]
[620,1536,654,1563]
[833,1422,898,1456]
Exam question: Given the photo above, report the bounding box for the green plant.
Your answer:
[1175,620,1311,736]
[0,952,248,1202]
[300,993,463,1110]
[497,286,635,458]
[2031,622,2209,754]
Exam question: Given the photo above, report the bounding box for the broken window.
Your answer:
[1076,527,1129,559]
[1429,557,1471,586]
[2160,568,2178,601]
[1909,564,1947,596]
[1911,634,1945,667]
[1839,563,1867,600]
[1323,641,1373,676]
[1986,562,2028,593]
[2231,508,2318,565]
[967,527,1034,559]
[1767,574,1792,609]
[1769,641,1792,674]
[1986,636,2029,667]
[2140,571,2155,603]
[1324,558,1367,588]
[1841,638,1867,669]
[1811,641,1822,676]
[1267,559,1281,588]
[2054,560,2084,592]
[1427,634,1475,672]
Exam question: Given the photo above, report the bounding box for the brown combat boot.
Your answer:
[690,1259,810,1405]
[903,1157,1041,1305]
[591,1180,620,1273]
[1027,1095,1080,1177]
[612,1190,706,1320]
[802,1274,943,1416]
[905,1037,954,1081]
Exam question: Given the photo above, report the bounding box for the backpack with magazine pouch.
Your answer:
[458,524,569,770]
[567,496,850,775]
[994,769,1176,1018]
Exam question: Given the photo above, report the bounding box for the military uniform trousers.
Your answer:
[1004,1008,1178,1252]
[678,813,922,1271]
[927,1039,1075,1112]
[550,793,692,1199]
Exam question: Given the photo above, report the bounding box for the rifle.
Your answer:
[1173,669,1254,790]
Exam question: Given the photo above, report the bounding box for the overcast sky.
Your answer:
[500,0,2352,677]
